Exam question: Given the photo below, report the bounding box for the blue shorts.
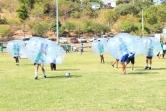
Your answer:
[121,54,129,62]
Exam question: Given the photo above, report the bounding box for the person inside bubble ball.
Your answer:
[117,38,129,75]
[13,43,20,66]
[65,44,69,53]
[125,52,135,70]
[97,40,105,63]
[144,39,153,70]
[0,43,4,55]
[80,44,84,54]
[34,43,47,79]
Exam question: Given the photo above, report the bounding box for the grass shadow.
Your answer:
[128,71,159,75]
[47,75,82,79]
[53,69,80,71]
[150,68,166,70]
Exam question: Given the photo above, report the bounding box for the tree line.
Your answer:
[0,0,166,39]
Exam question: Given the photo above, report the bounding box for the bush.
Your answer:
[32,23,48,37]
[0,25,11,37]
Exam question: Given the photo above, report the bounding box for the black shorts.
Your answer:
[126,58,135,64]
[164,50,166,54]
[34,63,41,66]
[146,56,152,59]
[52,63,56,68]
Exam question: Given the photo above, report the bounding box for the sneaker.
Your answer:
[112,64,114,67]
[145,66,149,70]
[149,67,151,70]
[35,76,38,79]
[44,75,47,78]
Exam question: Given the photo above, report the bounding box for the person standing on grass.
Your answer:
[13,44,20,66]
[80,44,83,54]
[34,43,47,80]
[65,44,70,53]
[126,52,135,70]
[117,38,128,75]
[0,44,4,55]
[159,41,164,59]
[163,42,166,58]
[97,40,105,63]
[144,40,153,70]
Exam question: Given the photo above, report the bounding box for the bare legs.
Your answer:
[121,62,126,74]
[100,55,105,63]
[145,58,152,69]
[14,57,19,66]
[50,63,56,70]
[35,64,46,79]
[112,59,119,68]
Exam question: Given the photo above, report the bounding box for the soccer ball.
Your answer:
[66,72,70,77]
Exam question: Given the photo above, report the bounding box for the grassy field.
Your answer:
[0,52,166,111]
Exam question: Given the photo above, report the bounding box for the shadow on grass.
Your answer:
[47,75,82,79]
[53,69,80,71]
[128,71,159,75]
[150,68,166,70]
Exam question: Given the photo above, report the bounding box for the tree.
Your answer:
[59,0,74,20]
[18,0,35,10]
[104,9,118,26]
[82,21,93,34]
[50,20,61,32]
[61,22,76,37]
[16,3,29,37]
[0,25,11,37]
[32,23,48,37]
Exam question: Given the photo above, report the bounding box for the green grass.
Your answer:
[0,52,166,111]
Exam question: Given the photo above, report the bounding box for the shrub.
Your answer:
[32,23,48,37]
[0,25,11,37]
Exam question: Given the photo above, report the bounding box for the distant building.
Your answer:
[90,2,100,10]
[153,0,164,5]
[102,0,116,8]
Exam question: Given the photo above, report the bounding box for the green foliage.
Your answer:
[156,4,166,23]
[82,21,93,33]
[120,21,138,33]
[144,6,158,25]
[115,4,140,16]
[70,11,81,18]
[31,3,44,16]
[50,20,62,32]
[62,22,76,32]
[0,25,11,37]
[16,4,29,21]
[116,0,125,5]
[18,0,35,9]
[104,9,118,26]
[82,21,109,34]
[32,22,48,37]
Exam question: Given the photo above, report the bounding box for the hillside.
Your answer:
[0,0,166,41]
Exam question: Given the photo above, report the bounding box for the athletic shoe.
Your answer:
[112,64,114,67]
[44,75,47,78]
[149,67,151,70]
[145,66,149,70]
[35,76,38,80]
